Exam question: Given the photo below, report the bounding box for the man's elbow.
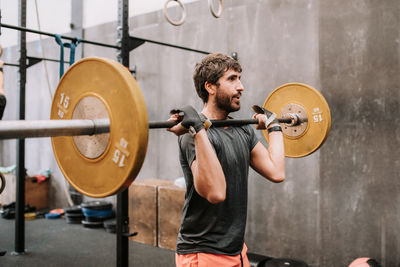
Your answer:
[271,175,285,183]
[206,191,226,204]
[269,171,285,183]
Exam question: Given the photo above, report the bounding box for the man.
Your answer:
[168,53,285,267]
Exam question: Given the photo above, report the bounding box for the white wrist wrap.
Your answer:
[263,113,276,127]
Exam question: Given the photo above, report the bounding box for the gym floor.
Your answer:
[0,217,175,267]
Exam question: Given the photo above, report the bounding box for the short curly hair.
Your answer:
[193,53,242,103]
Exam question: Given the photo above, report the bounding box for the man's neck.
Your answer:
[201,102,229,120]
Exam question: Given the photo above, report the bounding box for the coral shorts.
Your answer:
[175,243,250,267]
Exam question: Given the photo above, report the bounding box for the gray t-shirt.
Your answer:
[176,116,259,256]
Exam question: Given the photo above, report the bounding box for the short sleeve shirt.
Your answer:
[176,115,259,256]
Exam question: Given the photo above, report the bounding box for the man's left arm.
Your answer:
[250,110,285,183]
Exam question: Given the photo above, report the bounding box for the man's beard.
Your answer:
[215,90,241,113]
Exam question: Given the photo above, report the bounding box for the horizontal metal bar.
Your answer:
[28,56,71,64]
[0,119,110,139]
[0,116,303,140]
[1,23,119,49]
[131,36,210,55]
[149,119,257,129]
[5,57,70,68]
[4,62,20,67]
[1,23,209,54]
[149,118,295,129]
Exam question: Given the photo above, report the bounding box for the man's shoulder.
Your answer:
[178,133,194,147]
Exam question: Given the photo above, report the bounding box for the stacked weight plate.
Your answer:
[103,219,116,234]
[65,205,84,224]
[81,201,114,228]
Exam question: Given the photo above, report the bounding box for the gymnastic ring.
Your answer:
[163,0,186,26]
[208,0,223,18]
[0,172,5,195]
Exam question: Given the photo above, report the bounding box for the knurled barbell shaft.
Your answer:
[0,116,305,140]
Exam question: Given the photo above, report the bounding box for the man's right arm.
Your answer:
[190,129,226,204]
[168,106,226,204]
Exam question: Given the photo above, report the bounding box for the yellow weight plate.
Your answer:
[51,57,149,198]
[263,83,331,158]
[25,212,36,220]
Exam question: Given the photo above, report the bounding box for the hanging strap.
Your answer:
[54,34,81,78]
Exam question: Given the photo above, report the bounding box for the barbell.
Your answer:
[0,57,331,197]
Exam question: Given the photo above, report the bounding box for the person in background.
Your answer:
[0,45,6,120]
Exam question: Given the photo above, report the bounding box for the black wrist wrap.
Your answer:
[267,125,282,134]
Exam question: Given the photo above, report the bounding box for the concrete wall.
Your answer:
[318,1,400,266]
[1,0,399,266]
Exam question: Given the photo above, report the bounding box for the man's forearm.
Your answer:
[267,131,285,178]
[192,130,226,204]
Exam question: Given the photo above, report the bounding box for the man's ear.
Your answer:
[205,81,216,95]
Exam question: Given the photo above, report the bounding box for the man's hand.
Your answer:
[166,111,186,136]
[167,106,204,136]
[252,105,279,130]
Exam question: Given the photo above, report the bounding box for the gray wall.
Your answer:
[318,1,400,266]
[1,0,399,266]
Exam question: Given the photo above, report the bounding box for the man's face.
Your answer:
[214,69,244,113]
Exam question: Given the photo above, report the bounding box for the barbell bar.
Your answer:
[0,119,110,139]
[0,57,331,198]
[0,117,302,140]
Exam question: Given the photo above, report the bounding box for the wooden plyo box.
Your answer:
[128,179,173,246]
[0,174,49,210]
[25,176,49,210]
[157,184,185,250]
